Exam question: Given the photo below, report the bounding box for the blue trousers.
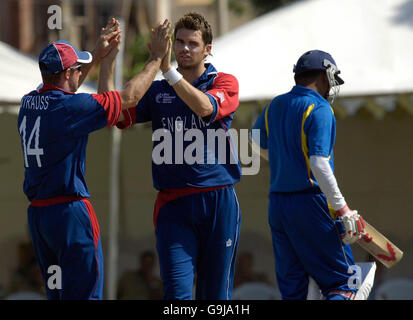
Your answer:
[269,189,356,300]
[154,185,241,300]
[28,197,103,300]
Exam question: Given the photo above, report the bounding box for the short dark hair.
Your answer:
[294,69,324,86]
[39,62,64,85]
[174,12,213,45]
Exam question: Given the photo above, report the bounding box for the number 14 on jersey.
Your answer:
[19,115,44,168]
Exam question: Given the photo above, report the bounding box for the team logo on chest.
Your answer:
[155,92,176,104]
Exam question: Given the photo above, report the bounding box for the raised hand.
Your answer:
[160,38,173,73]
[103,32,122,62]
[94,18,122,60]
[147,19,171,61]
[79,18,121,87]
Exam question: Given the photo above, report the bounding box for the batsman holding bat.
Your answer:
[251,50,367,300]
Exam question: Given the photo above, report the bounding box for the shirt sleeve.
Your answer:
[251,104,269,150]
[309,155,346,210]
[116,90,152,130]
[65,91,121,137]
[304,104,335,157]
[91,91,122,127]
[205,73,239,122]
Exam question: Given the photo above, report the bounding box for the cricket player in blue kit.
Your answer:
[117,13,241,300]
[251,50,366,300]
[17,19,171,299]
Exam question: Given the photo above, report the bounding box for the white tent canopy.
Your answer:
[208,0,413,102]
[0,41,96,108]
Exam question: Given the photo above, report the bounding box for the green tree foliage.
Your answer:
[125,33,151,80]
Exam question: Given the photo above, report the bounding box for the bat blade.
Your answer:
[357,221,403,268]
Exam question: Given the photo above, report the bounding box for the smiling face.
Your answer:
[174,28,211,70]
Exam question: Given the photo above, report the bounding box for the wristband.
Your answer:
[163,68,183,86]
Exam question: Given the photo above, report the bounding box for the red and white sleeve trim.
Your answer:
[91,91,122,127]
[116,107,137,129]
[205,72,239,121]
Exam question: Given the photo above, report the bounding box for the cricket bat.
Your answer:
[356,220,403,269]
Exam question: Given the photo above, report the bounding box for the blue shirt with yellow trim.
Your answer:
[252,85,336,192]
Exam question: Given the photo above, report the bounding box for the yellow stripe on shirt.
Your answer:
[301,104,315,187]
[264,104,270,137]
[327,202,337,220]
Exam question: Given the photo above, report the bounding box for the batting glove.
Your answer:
[337,205,366,244]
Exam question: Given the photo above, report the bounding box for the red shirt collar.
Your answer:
[38,84,75,95]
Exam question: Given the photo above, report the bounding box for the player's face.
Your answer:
[174,28,211,70]
[68,64,82,92]
[320,72,330,99]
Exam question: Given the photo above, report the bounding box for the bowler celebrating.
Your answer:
[117,12,241,300]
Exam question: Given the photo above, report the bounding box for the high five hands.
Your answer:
[147,19,172,63]
[94,18,123,60]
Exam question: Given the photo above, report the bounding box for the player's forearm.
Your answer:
[171,78,214,118]
[249,139,269,161]
[119,57,162,110]
[309,155,347,211]
[98,58,115,93]
[79,50,101,87]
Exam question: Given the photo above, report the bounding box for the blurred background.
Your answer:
[0,0,412,300]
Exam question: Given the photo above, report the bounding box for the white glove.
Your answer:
[337,207,366,244]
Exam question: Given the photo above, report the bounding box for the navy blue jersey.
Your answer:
[117,64,241,190]
[18,84,121,201]
[252,85,336,192]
